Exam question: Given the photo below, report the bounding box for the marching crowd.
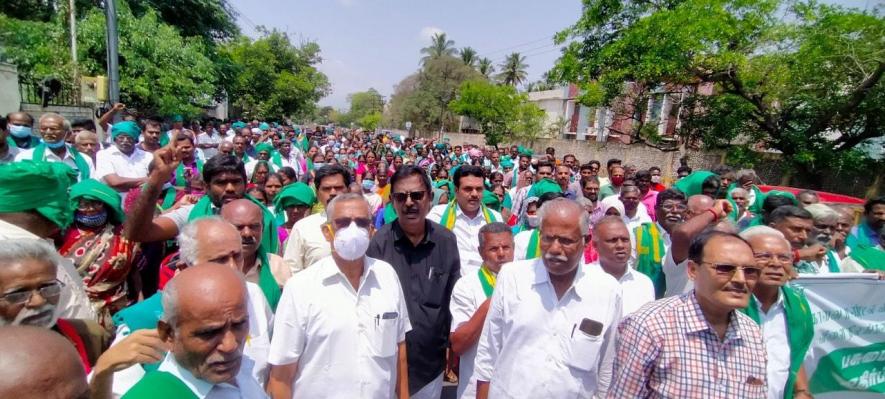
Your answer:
[0,109,883,399]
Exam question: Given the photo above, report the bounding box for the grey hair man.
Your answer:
[475,199,622,398]
[14,112,95,181]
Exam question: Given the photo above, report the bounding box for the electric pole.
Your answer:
[105,0,120,107]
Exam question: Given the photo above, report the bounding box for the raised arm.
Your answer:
[671,200,731,263]
[123,147,181,242]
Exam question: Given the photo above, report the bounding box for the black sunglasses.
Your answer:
[701,262,762,279]
[331,217,372,230]
[392,191,426,203]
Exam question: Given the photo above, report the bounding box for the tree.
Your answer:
[460,47,477,67]
[420,32,457,64]
[498,52,528,86]
[126,0,239,41]
[449,79,545,146]
[221,30,330,119]
[477,57,495,79]
[358,111,382,131]
[551,0,884,184]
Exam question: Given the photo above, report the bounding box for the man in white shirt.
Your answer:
[427,165,502,276]
[15,113,94,181]
[267,193,411,399]
[474,199,622,398]
[196,123,222,159]
[121,263,269,398]
[450,222,514,399]
[621,185,653,232]
[664,196,732,297]
[283,165,351,274]
[588,216,654,315]
[94,121,153,195]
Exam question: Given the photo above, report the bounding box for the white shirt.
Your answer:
[268,256,411,399]
[0,145,20,164]
[427,203,502,277]
[15,144,95,180]
[474,258,622,398]
[624,203,653,232]
[282,212,331,274]
[754,291,790,399]
[662,251,694,297]
[155,352,268,399]
[513,229,535,261]
[586,261,654,316]
[0,221,95,321]
[449,267,492,399]
[109,282,274,397]
[196,131,222,159]
[94,146,153,189]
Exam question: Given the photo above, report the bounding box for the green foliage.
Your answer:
[553,0,884,183]
[0,14,69,78]
[358,111,382,131]
[498,52,528,86]
[221,30,330,119]
[477,57,494,78]
[460,47,477,67]
[448,79,545,146]
[126,0,239,40]
[346,88,383,121]
[420,32,457,65]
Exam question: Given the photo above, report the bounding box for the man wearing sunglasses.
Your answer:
[367,166,461,399]
[739,226,814,399]
[610,230,768,398]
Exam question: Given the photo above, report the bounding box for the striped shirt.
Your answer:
[608,292,768,398]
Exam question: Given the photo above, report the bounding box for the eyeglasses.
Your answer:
[661,203,688,212]
[392,191,426,203]
[330,217,372,230]
[754,252,792,264]
[701,262,762,279]
[0,280,65,306]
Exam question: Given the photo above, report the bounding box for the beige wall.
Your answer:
[0,63,21,116]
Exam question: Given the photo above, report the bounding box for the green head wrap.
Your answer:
[110,121,141,141]
[434,179,455,196]
[765,190,798,205]
[673,171,719,197]
[0,161,77,228]
[259,122,270,131]
[482,190,502,211]
[70,179,125,225]
[500,158,514,169]
[518,145,533,157]
[255,142,274,155]
[527,177,563,199]
[231,121,247,130]
[172,115,184,122]
[273,182,317,212]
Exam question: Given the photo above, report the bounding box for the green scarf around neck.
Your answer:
[741,285,814,399]
[256,245,281,311]
[121,370,198,399]
[525,229,541,259]
[173,158,204,187]
[187,194,280,254]
[33,143,90,181]
[635,222,667,298]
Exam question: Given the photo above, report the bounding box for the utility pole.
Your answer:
[105,0,120,107]
[68,0,78,83]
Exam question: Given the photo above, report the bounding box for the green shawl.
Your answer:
[187,194,280,254]
[673,171,717,197]
[847,245,885,271]
[33,143,90,181]
[525,229,541,259]
[741,285,814,399]
[6,135,41,149]
[635,222,667,298]
[846,222,876,250]
[257,245,282,311]
[439,200,496,229]
[121,370,198,399]
[173,159,204,187]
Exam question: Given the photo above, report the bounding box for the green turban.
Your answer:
[259,122,270,131]
[231,121,247,130]
[673,171,719,197]
[110,121,141,141]
[500,158,514,169]
[255,142,274,155]
[435,179,455,196]
[274,182,317,211]
[0,161,77,228]
[765,190,798,205]
[527,177,563,199]
[482,189,502,211]
[172,114,184,122]
[518,145,533,157]
[70,179,125,225]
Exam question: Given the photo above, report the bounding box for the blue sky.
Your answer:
[228,0,875,109]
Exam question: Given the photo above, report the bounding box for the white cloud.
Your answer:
[418,26,444,43]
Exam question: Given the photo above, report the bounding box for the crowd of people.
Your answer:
[0,108,883,399]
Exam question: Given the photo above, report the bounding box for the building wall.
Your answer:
[0,63,21,116]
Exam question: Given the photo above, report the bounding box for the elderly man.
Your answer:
[735,169,764,215]
[475,199,622,398]
[268,193,410,399]
[15,112,94,181]
[5,111,39,149]
[95,121,154,194]
[665,198,733,297]
[218,141,235,157]
[122,264,268,398]
[450,222,514,399]
[591,216,654,315]
[367,166,461,398]
[620,185,652,232]
[768,206,826,274]
[609,230,768,397]
[221,199,290,310]
[803,203,845,273]
[74,130,100,163]
[283,165,351,273]
[0,326,90,398]
[428,165,502,277]
[0,161,93,320]
[634,189,687,298]
[110,217,274,396]
[739,226,814,399]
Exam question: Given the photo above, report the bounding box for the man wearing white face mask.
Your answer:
[267,192,411,399]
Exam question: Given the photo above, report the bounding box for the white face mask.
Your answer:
[526,215,540,228]
[651,175,662,183]
[333,222,371,261]
[0,303,60,328]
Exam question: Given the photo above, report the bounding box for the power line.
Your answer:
[480,34,556,57]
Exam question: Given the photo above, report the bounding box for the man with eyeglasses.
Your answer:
[739,226,814,399]
[15,112,94,181]
[664,197,733,297]
[268,193,410,399]
[634,189,687,299]
[367,165,461,399]
[95,120,154,195]
[475,199,622,398]
[609,230,768,398]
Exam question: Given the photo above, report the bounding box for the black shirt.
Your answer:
[367,219,461,394]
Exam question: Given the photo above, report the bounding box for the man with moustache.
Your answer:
[739,226,814,399]
[95,120,154,195]
[609,231,768,398]
[634,189,688,298]
[590,216,655,315]
[474,199,622,398]
[15,112,94,181]
[138,118,164,153]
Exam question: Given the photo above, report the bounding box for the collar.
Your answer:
[392,219,432,246]
[654,221,672,243]
[318,256,375,288]
[157,352,247,399]
[109,145,144,158]
[530,258,589,300]
[682,292,747,342]
[454,202,484,222]
[754,288,784,315]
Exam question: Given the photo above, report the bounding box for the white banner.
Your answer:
[792,274,885,398]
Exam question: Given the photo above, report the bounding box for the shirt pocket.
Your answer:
[565,331,602,372]
[369,311,400,358]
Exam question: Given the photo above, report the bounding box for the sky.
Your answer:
[228,0,876,110]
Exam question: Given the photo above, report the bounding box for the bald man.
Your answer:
[686,194,715,219]
[0,325,89,399]
[123,264,268,398]
[221,199,290,309]
[218,141,235,157]
[590,216,654,315]
[74,130,100,164]
[474,199,622,398]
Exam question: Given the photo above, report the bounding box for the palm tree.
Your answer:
[420,33,457,64]
[460,47,477,67]
[477,57,494,78]
[498,52,528,86]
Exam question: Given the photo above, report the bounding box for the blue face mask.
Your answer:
[44,139,67,149]
[314,162,325,169]
[362,180,376,191]
[75,209,108,227]
[9,125,32,138]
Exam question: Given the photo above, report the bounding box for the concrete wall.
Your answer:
[20,103,94,121]
[0,63,21,116]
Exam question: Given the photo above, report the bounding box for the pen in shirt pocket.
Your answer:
[428,266,434,280]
